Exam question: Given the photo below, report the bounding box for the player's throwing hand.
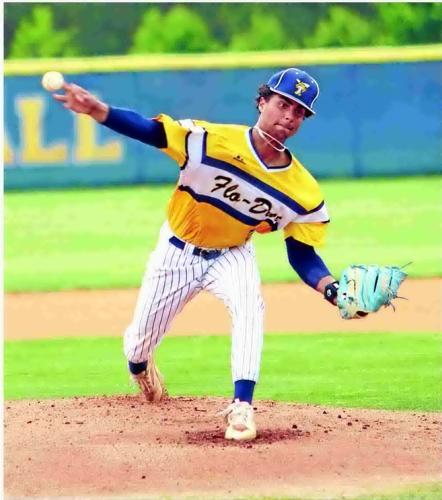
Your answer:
[53,83,109,122]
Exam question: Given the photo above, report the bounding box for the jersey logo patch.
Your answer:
[294,79,310,96]
[210,174,282,227]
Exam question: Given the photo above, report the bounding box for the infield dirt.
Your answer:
[5,278,442,339]
[4,278,442,499]
[4,395,442,499]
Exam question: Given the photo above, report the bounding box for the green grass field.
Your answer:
[5,177,441,409]
[352,484,442,500]
[5,333,441,410]
[4,176,442,292]
[258,483,442,500]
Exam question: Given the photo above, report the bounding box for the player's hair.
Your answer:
[255,84,274,113]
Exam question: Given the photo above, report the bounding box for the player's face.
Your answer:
[257,94,306,141]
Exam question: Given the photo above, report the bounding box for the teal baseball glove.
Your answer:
[337,265,408,320]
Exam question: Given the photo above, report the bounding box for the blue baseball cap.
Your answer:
[267,68,319,117]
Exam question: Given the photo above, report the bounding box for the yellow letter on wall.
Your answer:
[17,97,68,164]
[74,114,122,162]
[4,132,14,165]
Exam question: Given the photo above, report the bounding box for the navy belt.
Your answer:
[169,236,222,260]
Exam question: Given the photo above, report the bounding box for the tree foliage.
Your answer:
[228,10,289,51]
[130,5,218,54]
[4,2,442,59]
[304,6,374,48]
[374,3,442,45]
[9,5,78,58]
[130,7,165,54]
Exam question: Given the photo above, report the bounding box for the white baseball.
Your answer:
[41,71,65,92]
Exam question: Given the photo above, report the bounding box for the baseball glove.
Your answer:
[337,264,408,320]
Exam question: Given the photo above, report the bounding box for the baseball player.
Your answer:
[54,68,345,442]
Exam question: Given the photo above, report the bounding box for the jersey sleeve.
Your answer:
[284,197,330,248]
[154,114,199,167]
[283,221,329,247]
[281,157,331,248]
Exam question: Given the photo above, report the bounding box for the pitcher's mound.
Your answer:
[5,395,442,499]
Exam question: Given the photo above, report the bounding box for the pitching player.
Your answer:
[54,68,345,441]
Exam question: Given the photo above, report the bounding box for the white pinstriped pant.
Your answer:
[124,222,265,382]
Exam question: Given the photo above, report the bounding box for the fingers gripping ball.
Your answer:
[42,71,65,92]
[337,265,408,320]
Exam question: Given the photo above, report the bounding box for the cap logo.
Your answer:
[294,79,310,96]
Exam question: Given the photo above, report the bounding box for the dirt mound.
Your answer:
[5,396,442,499]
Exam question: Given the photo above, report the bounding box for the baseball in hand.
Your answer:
[41,71,65,92]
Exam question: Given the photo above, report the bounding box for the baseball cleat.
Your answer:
[218,399,257,441]
[131,355,166,403]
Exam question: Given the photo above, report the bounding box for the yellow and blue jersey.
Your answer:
[156,114,329,249]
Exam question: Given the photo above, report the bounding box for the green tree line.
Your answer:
[5,2,442,59]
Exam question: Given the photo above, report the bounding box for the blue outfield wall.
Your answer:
[4,61,442,190]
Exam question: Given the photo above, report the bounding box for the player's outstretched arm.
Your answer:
[53,83,166,148]
[102,108,167,148]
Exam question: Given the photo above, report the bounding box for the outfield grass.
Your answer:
[4,176,442,292]
[5,333,441,410]
[351,483,442,500]
[255,482,442,500]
